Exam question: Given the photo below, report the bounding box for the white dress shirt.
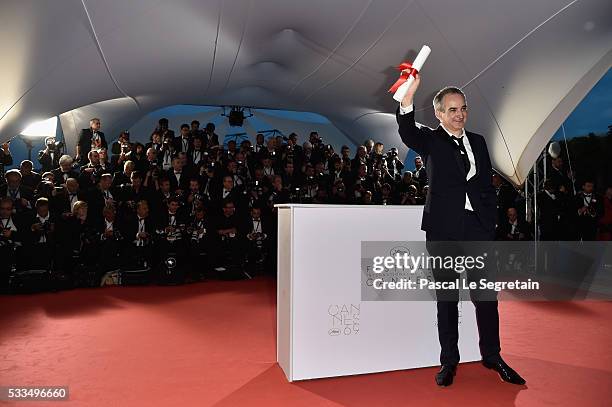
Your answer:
[37,214,50,243]
[399,103,475,211]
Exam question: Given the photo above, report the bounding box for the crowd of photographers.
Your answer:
[0,116,611,292]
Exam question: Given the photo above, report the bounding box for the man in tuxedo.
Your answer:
[38,137,62,173]
[201,122,218,147]
[575,180,603,241]
[20,197,57,270]
[496,207,532,241]
[174,124,193,154]
[50,178,84,218]
[122,200,156,268]
[19,160,41,190]
[52,155,79,186]
[396,74,525,387]
[167,157,190,194]
[76,118,107,165]
[1,169,34,214]
[413,156,428,186]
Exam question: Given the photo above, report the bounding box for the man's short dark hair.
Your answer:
[35,197,49,208]
[180,124,189,130]
[433,86,466,112]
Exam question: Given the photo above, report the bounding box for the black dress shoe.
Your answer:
[435,364,456,387]
[483,358,526,385]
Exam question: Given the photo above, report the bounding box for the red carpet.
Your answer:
[1,278,611,406]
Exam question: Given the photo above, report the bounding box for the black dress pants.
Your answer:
[426,209,501,366]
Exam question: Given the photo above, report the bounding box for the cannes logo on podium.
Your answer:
[328,304,360,336]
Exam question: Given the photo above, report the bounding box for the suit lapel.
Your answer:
[465,132,479,179]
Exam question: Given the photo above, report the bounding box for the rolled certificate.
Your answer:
[390,45,431,102]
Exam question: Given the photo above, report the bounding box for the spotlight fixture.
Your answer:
[222,106,254,127]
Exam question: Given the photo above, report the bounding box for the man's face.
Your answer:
[273,177,282,189]
[66,179,79,193]
[21,163,32,174]
[91,120,101,131]
[223,177,233,190]
[435,93,467,135]
[228,161,237,173]
[256,134,264,144]
[0,202,13,218]
[172,159,183,172]
[286,163,294,174]
[415,157,422,168]
[37,205,49,218]
[131,176,142,188]
[168,201,179,213]
[251,208,261,220]
[189,180,199,192]
[223,204,235,217]
[194,138,202,148]
[90,152,100,164]
[583,182,594,194]
[60,161,71,172]
[160,180,171,193]
[6,175,20,189]
[334,161,342,171]
[99,150,107,162]
[191,123,199,131]
[341,147,350,158]
[181,127,189,137]
[147,149,156,161]
[137,204,149,218]
[100,177,112,190]
[507,208,518,222]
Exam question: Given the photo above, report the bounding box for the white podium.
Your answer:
[276,204,480,381]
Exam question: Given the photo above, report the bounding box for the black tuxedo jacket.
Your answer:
[38,150,61,172]
[166,169,191,192]
[51,168,79,186]
[173,136,193,153]
[23,213,59,246]
[50,190,86,216]
[122,215,156,244]
[77,128,107,163]
[396,108,496,239]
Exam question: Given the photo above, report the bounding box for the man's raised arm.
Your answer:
[395,73,433,156]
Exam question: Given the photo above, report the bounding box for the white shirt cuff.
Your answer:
[398,103,414,115]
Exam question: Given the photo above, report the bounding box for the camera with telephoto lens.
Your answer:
[46,137,64,151]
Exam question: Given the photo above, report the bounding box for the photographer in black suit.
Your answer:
[38,137,62,173]
[396,73,525,387]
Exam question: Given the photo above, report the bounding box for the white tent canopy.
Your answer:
[1,0,610,185]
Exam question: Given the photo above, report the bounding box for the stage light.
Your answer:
[21,116,58,138]
[228,108,245,127]
[222,106,253,127]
